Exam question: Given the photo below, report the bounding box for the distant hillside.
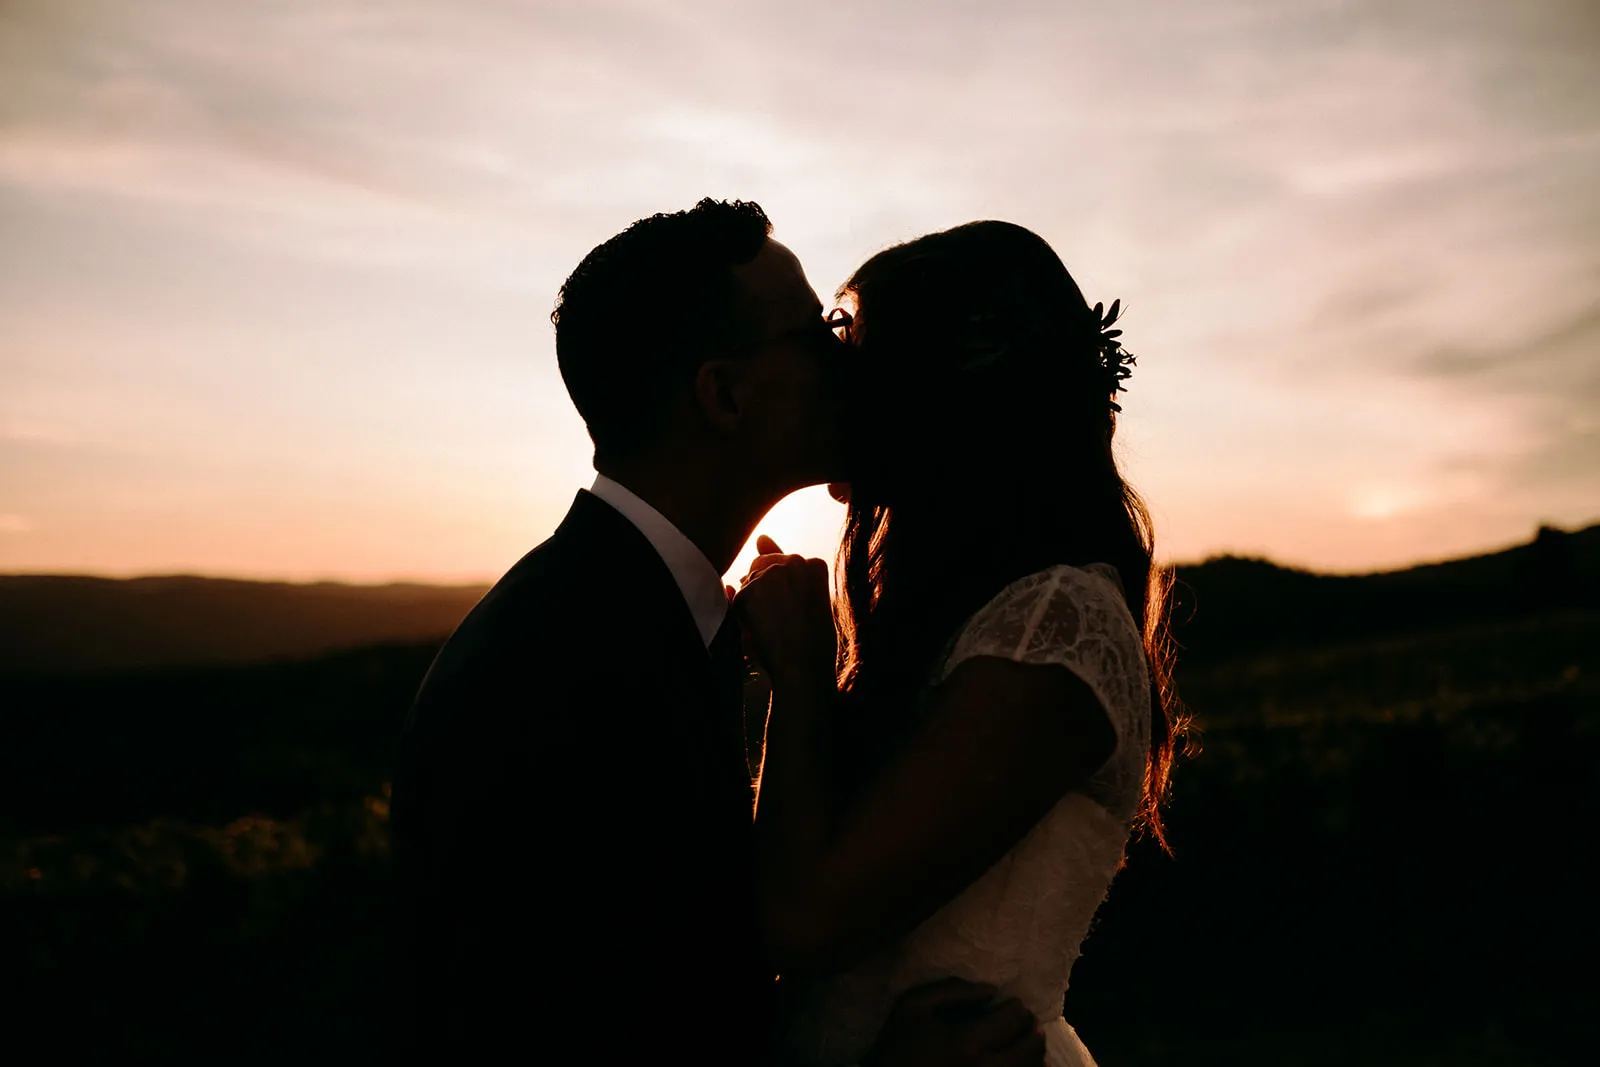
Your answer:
[0,576,487,674]
[2,523,1595,674]
[1170,523,1600,665]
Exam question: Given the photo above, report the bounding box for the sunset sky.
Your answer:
[2,0,1596,583]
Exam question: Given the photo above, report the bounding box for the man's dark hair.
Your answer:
[551,198,773,463]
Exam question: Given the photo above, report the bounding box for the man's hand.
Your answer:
[861,978,1046,1067]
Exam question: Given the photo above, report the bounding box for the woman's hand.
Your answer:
[734,535,836,692]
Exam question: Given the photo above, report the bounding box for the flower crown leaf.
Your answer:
[957,298,1138,414]
[1093,298,1136,412]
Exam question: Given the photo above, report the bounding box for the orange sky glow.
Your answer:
[2,0,1596,583]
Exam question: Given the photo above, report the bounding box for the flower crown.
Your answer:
[956,295,1137,412]
[1094,298,1136,413]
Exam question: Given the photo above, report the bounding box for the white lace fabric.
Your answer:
[773,564,1151,1067]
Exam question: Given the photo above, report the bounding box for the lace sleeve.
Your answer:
[935,564,1151,791]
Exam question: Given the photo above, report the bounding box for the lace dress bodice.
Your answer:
[772,564,1151,1067]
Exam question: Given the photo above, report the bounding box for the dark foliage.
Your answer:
[1069,610,1599,1065]
[3,525,1597,1062]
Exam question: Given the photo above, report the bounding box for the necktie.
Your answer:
[708,614,757,787]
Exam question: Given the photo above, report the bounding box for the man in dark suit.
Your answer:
[392,199,1043,1065]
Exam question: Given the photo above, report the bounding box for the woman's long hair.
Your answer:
[832,221,1190,850]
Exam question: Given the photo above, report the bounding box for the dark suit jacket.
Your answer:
[392,490,769,1062]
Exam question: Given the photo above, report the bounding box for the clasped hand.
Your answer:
[732,535,837,691]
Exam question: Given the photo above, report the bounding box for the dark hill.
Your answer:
[1170,522,1600,665]
[0,575,488,674]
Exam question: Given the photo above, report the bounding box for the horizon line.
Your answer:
[4,519,1592,589]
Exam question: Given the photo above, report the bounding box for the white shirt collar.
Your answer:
[588,475,729,648]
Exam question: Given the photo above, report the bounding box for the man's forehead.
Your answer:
[732,238,822,322]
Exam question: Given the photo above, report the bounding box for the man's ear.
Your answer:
[692,358,746,434]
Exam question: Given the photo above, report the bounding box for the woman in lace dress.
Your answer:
[735,221,1188,1067]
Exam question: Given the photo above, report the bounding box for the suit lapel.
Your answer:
[558,492,750,809]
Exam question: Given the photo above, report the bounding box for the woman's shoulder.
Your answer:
[1005,560,1124,594]
[935,562,1151,758]
[978,562,1131,622]
[936,562,1143,683]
